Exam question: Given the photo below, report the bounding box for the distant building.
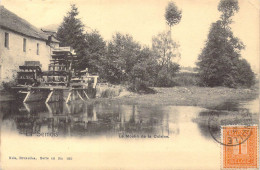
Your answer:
[0,6,59,83]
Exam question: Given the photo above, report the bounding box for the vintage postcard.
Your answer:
[0,0,259,169]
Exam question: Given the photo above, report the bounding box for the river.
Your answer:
[0,97,258,169]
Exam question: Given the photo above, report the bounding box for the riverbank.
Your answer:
[0,86,258,109]
[93,86,259,109]
[0,90,15,102]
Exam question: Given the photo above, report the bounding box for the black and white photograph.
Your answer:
[0,0,259,169]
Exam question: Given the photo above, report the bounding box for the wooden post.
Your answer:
[45,91,53,103]
[23,91,31,103]
[46,103,53,114]
[83,90,90,100]
[23,103,30,112]
[66,92,72,103]
[71,90,74,101]
[77,90,85,101]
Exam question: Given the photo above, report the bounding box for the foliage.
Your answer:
[172,72,199,86]
[55,4,183,91]
[57,5,107,73]
[197,0,255,88]
[218,0,239,23]
[57,4,87,71]
[128,78,156,94]
[101,32,181,90]
[152,31,180,69]
[165,1,182,28]
[155,63,180,87]
[103,33,141,84]
[1,80,16,92]
[152,31,180,87]
[235,59,255,88]
[129,48,159,85]
[82,31,106,73]
[197,20,244,87]
[100,88,117,98]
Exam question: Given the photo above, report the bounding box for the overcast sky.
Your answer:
[1,0,259,73]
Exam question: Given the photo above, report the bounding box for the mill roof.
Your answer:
[0,6,51,41]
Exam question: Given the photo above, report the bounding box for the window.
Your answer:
[37,43,39,55]
[4,32,9,48]
[23,38,26,52]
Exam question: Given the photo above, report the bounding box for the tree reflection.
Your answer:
[194,108,254,141]
[1,101,173,138]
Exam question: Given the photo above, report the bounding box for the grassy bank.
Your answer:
[0,85,258,109]
[93,86,259,109]
[0,90,15,102]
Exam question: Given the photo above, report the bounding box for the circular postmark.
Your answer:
[207,110,253,146]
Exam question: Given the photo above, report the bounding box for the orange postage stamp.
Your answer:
[222,125,258,169]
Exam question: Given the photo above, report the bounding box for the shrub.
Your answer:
[155,64,180,87]
[100,89,116,98]
[1,81,16,92]
[128,79,156,94]
[173,72,199,86]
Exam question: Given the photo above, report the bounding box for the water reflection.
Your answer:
[193,99,258,142]
[1,98,258,170]
[1,98,258,140]
[1,101,177,138]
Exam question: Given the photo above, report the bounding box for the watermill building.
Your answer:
[0,5,59,83]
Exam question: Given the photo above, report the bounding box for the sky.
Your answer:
[1,0,259,73]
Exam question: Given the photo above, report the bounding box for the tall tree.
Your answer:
[197,0,254,88]
[165,1,182,33]
[104,33,141,84]
[82,31,106,73]
[235,59,255,88]
[152,31,180,87]
[218,0,239,25]
[57,4,87,70]
[129,47,159,89]
[152,31,180,70]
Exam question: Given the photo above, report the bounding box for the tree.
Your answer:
[152,31,180,71]
[156,62,180,87]
[82,31,106,74]
[165,1,182,32]
[129,47,159,89]
[197,0,255,88]
[57,4,87,70]
[104,33,141,84]
[218,0,239,25]
[235,59,255,88]
[152,31,180,87]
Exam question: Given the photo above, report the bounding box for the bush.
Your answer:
[155,64,180,87]
[156,74,176,87]
[173,72,199,86]
[100,89,117,98]
[1,81,16,92]
[98,85,125,98]
[128,79,156,94]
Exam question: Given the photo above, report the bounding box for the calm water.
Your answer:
[0,98,258,139]
[0,97,258,169]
